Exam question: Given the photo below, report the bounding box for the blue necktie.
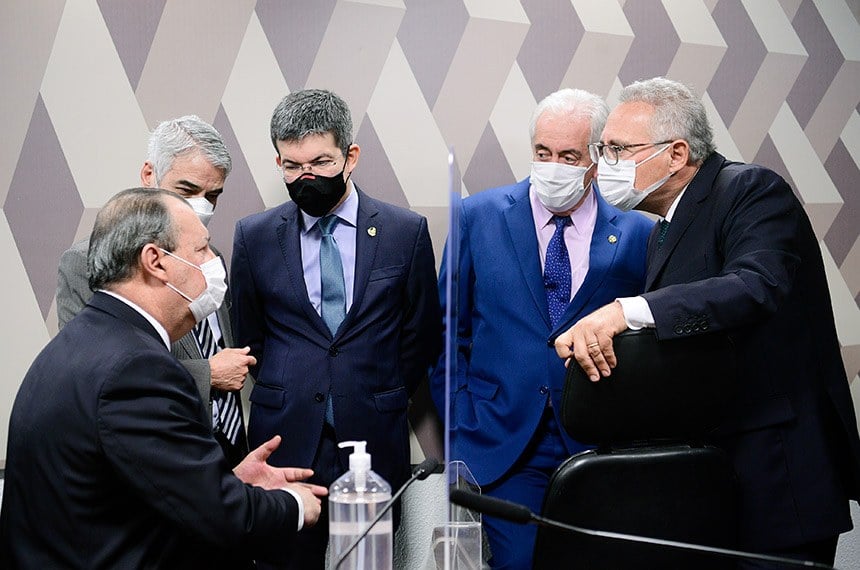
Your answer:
[318,215,345,426]
[319,215,346,335]
[544,215,571,327]
[657,219,671,247]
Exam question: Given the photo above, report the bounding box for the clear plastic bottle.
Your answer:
[328,441,392,570]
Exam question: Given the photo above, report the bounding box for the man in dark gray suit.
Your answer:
[56,116,253,466]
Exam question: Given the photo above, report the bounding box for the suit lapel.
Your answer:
[503,183,551,329]
[341,187,380,338]
[276,202,331,338]
[552,191,620,335]
[645,153,726,291]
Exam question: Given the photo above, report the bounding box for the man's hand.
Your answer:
[286,482,325,527]
[233,436,327,527]
[210,346,256,391]
[554,300,628,382]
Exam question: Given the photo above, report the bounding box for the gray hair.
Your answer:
[270,89,353,157]
[147,115,232,183]
[529,88,609,145]
[618,77,715,163]
[88,188,182,291]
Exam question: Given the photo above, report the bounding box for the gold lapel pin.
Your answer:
[608,235,617,244]
[367,227,377,237]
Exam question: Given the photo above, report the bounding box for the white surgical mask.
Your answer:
[185,197,215,227]
[597,144,672,211]
[530,161,593,213]
[160,249,227,323]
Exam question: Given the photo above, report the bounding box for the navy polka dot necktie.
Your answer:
[544,215,572,327]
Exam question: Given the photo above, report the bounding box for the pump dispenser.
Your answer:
[329,441,392,569]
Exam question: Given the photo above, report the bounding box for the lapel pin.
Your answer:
[608,235,617,244]
[367,227,377,237]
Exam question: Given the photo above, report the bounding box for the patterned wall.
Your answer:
[1,0,859,469]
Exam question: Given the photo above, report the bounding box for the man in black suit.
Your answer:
[555,77,860,567]
[0,188,326,569]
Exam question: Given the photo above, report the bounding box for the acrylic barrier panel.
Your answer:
[431,150,483,570]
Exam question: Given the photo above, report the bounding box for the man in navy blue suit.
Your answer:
[556,77,860,568]
[430,88,654,569]
[230,89,442,569]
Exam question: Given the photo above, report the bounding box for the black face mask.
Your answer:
[285,167,348,217]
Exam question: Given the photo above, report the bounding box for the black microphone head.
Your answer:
[449,489,534,525]
[413,457,439,480]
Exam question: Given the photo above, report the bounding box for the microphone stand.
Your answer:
[333,458,438,569]
[449,489,837,570]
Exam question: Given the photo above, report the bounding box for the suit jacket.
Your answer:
[57,238,235,413]
[642,152,860,550]
[0,292,299,569]
[230,187,442,491]
[429,181,654,486]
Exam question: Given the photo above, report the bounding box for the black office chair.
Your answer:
[533,329,739,569]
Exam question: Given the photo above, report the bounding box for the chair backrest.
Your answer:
[535,329,740,568]
[533,444,738,569]
[560,329,736,444]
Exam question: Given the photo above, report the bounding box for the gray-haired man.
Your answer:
[56,116,253,467]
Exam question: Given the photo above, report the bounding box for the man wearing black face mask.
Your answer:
[230,89,442,570]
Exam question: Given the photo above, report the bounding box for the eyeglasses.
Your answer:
[588,141,673,166]
[280,157,343,181]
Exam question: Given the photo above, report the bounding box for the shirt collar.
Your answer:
[529,182,597,236]
[99,289,172,350]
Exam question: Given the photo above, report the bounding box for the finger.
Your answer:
[246,355,258,367]
[597,334,617,370]
[251,435,281,461]
[572,333,600,382]
[554,332,575,359]
[283,468,314,482]
[239,346,251,354]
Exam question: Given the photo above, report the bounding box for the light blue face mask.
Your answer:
[597,143,672,211]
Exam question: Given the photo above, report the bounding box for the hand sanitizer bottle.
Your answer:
[328,441,392,569]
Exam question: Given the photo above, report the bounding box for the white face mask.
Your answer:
[160,249,227,323]
[185,197,215,227]
[530,161,593,213]
[597,144,672,211]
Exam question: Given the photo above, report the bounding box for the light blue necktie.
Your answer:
[544,215,572,328]
[318,215,345,426]
[319,215,346,335]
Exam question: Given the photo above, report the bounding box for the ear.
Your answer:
[140,162,157,188]
[140,243,169,284]
[345,143,361,175]
[668,140,690,173]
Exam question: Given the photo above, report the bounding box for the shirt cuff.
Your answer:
[281,488,305,531]
[617,296,655,330]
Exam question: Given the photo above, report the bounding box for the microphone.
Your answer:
[449,490,837,569]
[333,457,439,569]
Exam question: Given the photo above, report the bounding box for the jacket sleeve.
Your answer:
[57,241,92,329]
[643,167,802,338]
[399,216,443,397]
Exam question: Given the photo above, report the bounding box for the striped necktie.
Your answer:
[194,318,243,445]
